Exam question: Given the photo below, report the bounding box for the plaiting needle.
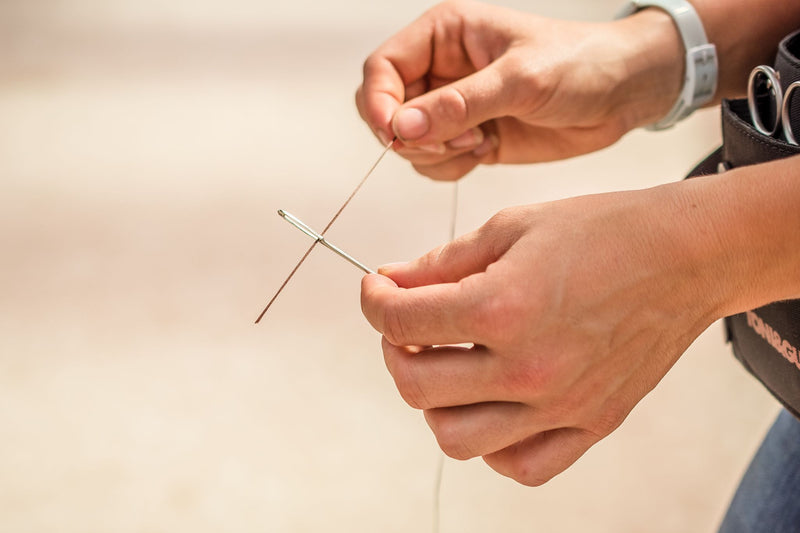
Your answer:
[278,209,375,274]
[254,138,395,324]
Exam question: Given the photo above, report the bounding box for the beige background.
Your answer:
[0,1,780,532]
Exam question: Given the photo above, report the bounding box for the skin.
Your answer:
[356,0,800,486]
[356,2,683,179]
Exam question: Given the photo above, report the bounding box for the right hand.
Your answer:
[355,0,683,180]
[360,181,725,485]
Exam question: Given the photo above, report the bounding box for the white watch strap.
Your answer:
[617,0,718,130]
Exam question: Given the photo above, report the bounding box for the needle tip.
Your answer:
[277,209,286,217]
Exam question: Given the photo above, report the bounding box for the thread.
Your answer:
[254,139,395,323]
[255,137,457,533]
[433,453,445,533]
[433,181,458,533]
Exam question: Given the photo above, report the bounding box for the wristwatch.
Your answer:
[617,0,718,130]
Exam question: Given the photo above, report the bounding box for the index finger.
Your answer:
[357,14,436,141]
[361,272,490,347]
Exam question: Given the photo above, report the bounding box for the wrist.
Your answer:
[610,9,685,129]
[667,162,800,320]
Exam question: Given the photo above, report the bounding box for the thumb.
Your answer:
[391,60,513,145]
[379,216,521,288]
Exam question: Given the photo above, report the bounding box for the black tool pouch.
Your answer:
[686,31,800,418]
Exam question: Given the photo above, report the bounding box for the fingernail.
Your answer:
[377,130,393,146]
[417,143,446,154]
[448,128,484,150]
[393,108,430,141]
[378,262,408,275]
[473,133,499,157]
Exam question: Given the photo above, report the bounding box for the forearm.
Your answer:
[673,157,800,320]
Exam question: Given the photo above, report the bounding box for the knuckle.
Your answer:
[385,356,426,410]
[431,0,467,21]
[441,0,465,8]
[435,164,469,182]
[361,53,380,78]
[503,359,558,401]
[480,207,522,239]
[501,442,558,487]
[411,162,462,182]
[466,292,502,339]
[513,466,553,488]
[587,404,629,439]
[436,164,468,181]
[411,163,436,179]
[426,410,476,460]
[419,244,449,279]
[360,280,382,331]
[429,242,450,268]
[432,85,469,126]
[381,301,410,346]
[501,53,555,114]
[466,284,525,343]
[503,53,540,87]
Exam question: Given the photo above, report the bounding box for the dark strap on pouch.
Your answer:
[775,31,800,90]
[721,99,800,164]
[776,31,800,140]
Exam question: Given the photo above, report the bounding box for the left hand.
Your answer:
[361,184,723,486]
[355,0,683,180]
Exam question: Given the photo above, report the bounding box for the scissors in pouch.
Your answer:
[747,65,800,145]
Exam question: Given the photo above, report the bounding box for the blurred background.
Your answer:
[0,0,780,531]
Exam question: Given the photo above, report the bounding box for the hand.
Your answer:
[356,0,682,180]
[361,184,722,486]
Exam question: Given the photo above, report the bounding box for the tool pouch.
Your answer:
[686,30,800,418]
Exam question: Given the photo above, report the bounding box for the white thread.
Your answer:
[433,453,445,533]
[433,182,458,533]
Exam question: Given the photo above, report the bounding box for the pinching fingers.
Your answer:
[482,428,599,487]
[381,340,503,410]
[423,402,563,461]
[360,273,481,346]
